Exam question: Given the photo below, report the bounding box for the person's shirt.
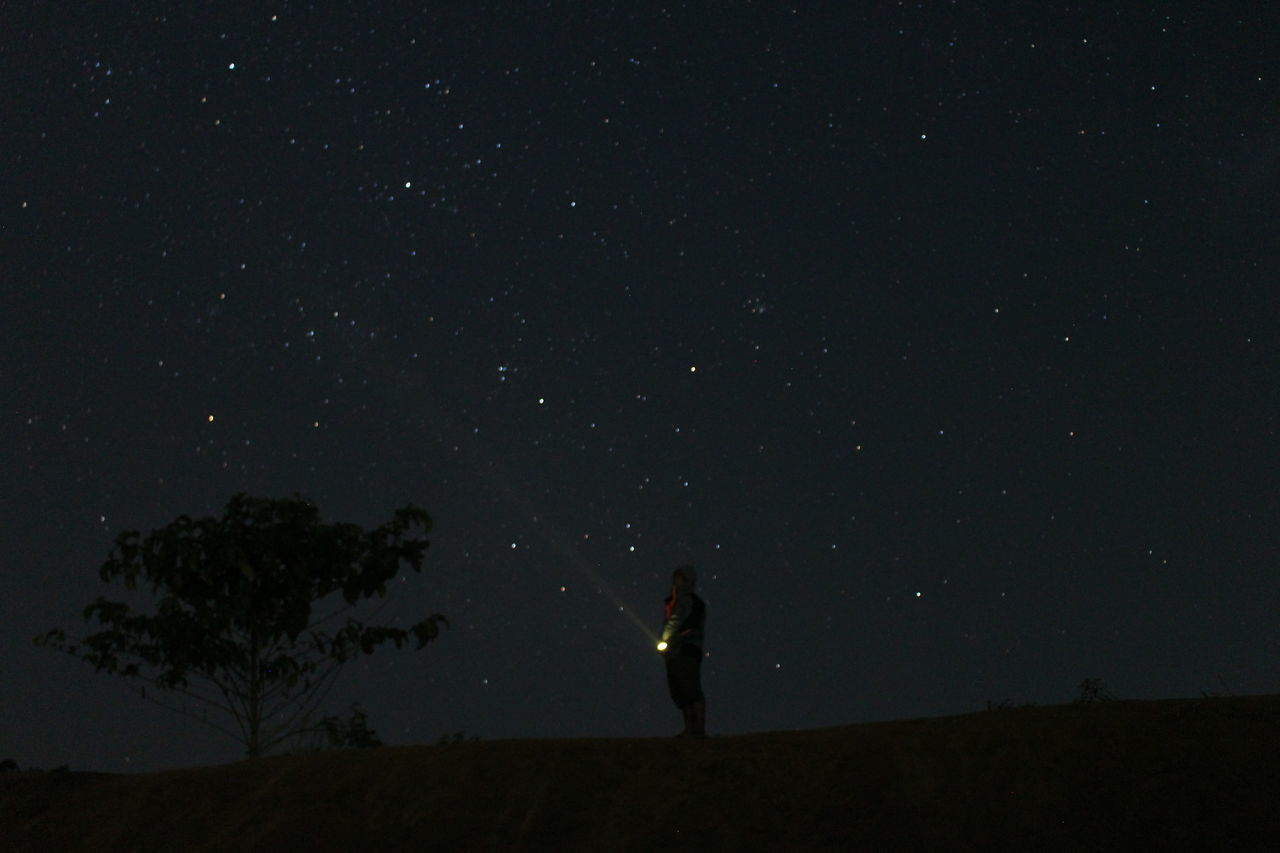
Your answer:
[661,590,705,650]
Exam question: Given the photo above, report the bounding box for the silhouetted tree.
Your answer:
[37,493,447,758]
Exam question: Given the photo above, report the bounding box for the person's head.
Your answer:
[672,565,697,589]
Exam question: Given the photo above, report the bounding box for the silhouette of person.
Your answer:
[658,564,706,738]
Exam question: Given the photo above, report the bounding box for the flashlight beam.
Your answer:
[479,462,658,645]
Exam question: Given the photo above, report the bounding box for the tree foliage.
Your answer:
[37,493,446,758]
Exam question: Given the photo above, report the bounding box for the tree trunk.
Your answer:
[246,635,262,758]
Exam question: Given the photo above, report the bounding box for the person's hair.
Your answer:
[673,565,695,582]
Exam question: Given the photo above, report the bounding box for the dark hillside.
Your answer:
[4,695,1279,851]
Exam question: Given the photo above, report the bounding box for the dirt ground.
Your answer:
[4,695,1279,851]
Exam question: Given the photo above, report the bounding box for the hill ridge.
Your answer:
[5,694,1279,851]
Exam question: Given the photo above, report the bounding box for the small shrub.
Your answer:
[320,703,383,749]
[984,698,1035,711]
[1075,678,1116,704]
[436,731,479,746]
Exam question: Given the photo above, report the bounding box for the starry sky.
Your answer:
[4,3,1278,773]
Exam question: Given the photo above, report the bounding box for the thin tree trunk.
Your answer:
[247,634,261,757]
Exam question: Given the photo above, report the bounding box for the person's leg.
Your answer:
[678,703,695,737]
[670,647,706,738]
[687,647,706,737]
[689,697,706,738]
[666,655,690,736]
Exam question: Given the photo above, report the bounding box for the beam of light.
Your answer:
[478,461,659,648]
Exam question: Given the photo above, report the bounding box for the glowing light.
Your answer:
[656,641,668,652]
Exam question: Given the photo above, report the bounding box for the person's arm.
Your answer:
[660,593,692,645]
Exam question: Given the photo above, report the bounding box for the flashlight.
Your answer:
[656,641,668,652]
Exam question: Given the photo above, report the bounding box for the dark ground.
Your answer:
[4,695,1279,852]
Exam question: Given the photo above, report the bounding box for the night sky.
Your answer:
[5,4,1278,773]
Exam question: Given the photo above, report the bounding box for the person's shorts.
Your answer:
[664,643,703,709]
